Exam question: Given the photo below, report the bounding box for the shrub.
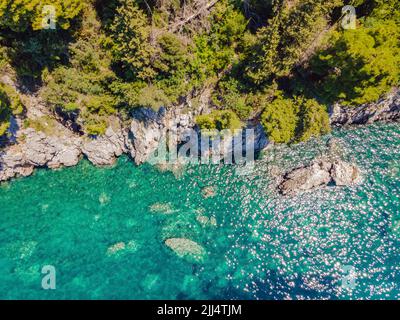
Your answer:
[261,96,299,144]
[297,98,331,142]
[261,95,330,143]
[0,84,24,136]
[196,110,242,132]
[212,78,252,119]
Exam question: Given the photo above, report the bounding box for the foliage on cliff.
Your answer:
[260,94,330,143]
[0,84,24,136]
[0,0,398,140]
[310,7,400,105]
[195,109,242,132]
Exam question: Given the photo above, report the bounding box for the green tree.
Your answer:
[41,5,116,135]
[261,94,330,143]
[260,95,299,143]
[297,98,331,142]
[106,0,155,81]
[245,0,343,85]
[311,17,400,105]
[192,0,247,82]
[0,0,84,32]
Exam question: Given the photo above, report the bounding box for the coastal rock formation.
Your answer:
[128,106,199,165]
[279,159,361,195]
[0,146,34,181]
[82,125,127,166]
[1,73,397,184]
[331,160,362,186]
[0,127,81,181]
[22,129,81,169]
[330,89,400,126]
[130,116,164,165]
[0,105,199,181]
[279,161,332,195]
[164,238,206,262]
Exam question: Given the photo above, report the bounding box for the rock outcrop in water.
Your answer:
[330,88,400,126]
[279,159,362,195]
[330,160,361,186]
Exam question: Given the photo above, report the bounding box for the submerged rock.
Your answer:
[106,240,138,256]
[196,215,217,227]
[279,159,361,195]
[164,238,206,262]
[201,186,216,198]
[106,242,126,255]
[149,202,176,214]
[99,193,110,205]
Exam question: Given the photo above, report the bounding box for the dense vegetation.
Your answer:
[0,83,24,136]
[0,0,398,141]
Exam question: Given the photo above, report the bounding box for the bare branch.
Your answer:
[168,0,220,33]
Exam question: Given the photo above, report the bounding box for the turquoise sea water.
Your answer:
[0,123,399,300]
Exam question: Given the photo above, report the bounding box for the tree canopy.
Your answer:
[0,0,398,141]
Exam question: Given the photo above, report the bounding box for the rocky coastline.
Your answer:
[0,77,399,186]
[330,88,400,126]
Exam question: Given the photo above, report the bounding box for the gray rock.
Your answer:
[82,126,127,166]
[130,117,164,165]
[128,105,200,165]
[0,126,81,181]
[279,161,332,195]
[331,160,361,186]
[330,89,400,126]
[0,147,34,181]
[22,129,81,169]
[49,147,81,168]
[279,159,362,195]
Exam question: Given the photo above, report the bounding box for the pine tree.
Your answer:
[246,0,344,85]
[107,0,156,81]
